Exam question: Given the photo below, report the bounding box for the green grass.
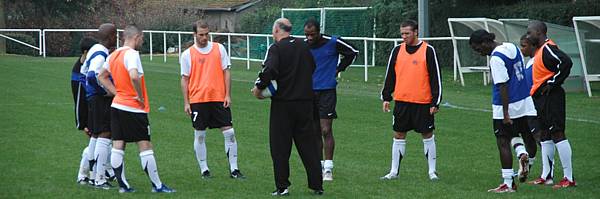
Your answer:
[0,54,598,198]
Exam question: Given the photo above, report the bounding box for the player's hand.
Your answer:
[83,127,91,137]
[223,96,231,108]
[540,84,553,95]
[382,101,391,113]
[251,86,265,100]
[184,103,191,116]
[430,106,439,115]
[134,96,145,108]
[503,114,513,125]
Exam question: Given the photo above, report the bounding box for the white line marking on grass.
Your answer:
[441,102,600,124]
[0,102,71,106]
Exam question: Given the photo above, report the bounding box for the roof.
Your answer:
[167,0,260,12]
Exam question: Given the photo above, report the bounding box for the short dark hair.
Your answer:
[304,18,320,32]
[123,24,143,40]
[193,20,210,33]
[401,20,418,31]
[469,29,495,45]
[529,20,547,34]
[79,37,97,53]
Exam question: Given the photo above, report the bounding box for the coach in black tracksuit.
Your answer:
[252,18,323,196]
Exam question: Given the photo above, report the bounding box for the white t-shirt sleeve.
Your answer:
[219,44,231,70]
[490,56,509,84]
[124,50,143,74]
[89,54,106,73]
[180,49,191,76]
[102,54,111,72]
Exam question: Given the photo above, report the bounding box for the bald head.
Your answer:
[96,23,117,48]
[272,18,292,41]
[527,20,547,47]
[123,24,144,50]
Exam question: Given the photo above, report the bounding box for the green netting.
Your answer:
[324,9,373,37]
[283,10,321,35]
[450,22,487,68]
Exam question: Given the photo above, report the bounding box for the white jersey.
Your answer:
[80,44,109,75]
[180,43,231,76]
[489,43,537,119]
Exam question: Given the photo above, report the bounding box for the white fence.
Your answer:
[1,28,454,82]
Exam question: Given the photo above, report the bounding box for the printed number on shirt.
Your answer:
[513,61,524,81]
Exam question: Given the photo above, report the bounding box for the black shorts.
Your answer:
[190,102,233,130]
[71,81,88,130]
[533,86,566,133]
[392,101,435,133]
[314,89,337,119]
[110,108,151,142]
[88,95,113,134]
[493,116,536,137]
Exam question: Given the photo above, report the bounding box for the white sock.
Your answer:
[77,147,90,180]
[555,140,573,181]
[324,160,334,172]
[540,140,555,179]
[94,138,111,184]
[140,150,163,189]
[511,137,528,158]
[223,128,238,172]
[194,130,209,172]
[422,135,437,175]
[87,137,97,181]
[321,160,325,172]
[111,149,130,189]
[529,157,535,167]
[390,138,406,175]
[502,169,514,186]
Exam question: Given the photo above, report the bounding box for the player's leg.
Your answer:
[548,87,575,189]
[190,103,210,178]
[109,108,133,193]
[77,146,90,184]
[269,101,293,195]
[488,121,516,193]
[319,89,337,181]
[523,116,540,170]
[416,103,437,180]
[381,101,409,180]
[134,113,174,193]
[86,97,99,185]
[215,103,243,178]
[528,93,555,185]
[292,101,324,194]
[93,97,113,188]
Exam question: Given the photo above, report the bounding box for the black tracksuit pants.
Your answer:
[269,100,323,191]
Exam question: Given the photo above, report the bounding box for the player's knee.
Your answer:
[321,126,332,136]
[393,132,406,139]
[551,131,566,143]
[137,140,153,151]
[98,131,110,138]
[421,131,433,139]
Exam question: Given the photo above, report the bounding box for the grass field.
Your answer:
[0,54,599,198]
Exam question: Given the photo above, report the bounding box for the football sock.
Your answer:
[77,147,90,180]
[540,140,555,179]
[94,138,111,184]
[422,135,437,175]
[194,130,209,172]
[323,160,334,172]
[390,138,406,175]
[511,137,528,157]
[555,140,573,181]
[87,137,97,181]
[502,169,514,186]
[223,128,238,172]
[111,149,130,189]
[140,150,163,189]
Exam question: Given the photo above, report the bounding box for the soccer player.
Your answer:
[469,29,537,193]
[380,20,442,181]
[80,23,117,188]
[252,18,323,196]
[97,24,175,193]
[179,20,244,179]
[303,18,358,181]
[73,37,96,184]
[526,20,575,188]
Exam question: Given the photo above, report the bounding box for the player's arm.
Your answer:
[381,45,400,112]
[253,45,279,99]
[220,44,232,108]
[426,45,442,114]
[335,37,359,73]
[540,44,573,94]
[97,67,116,96]
[128,69,144,106]
[180,50,192,115]
[490,56,512,124]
